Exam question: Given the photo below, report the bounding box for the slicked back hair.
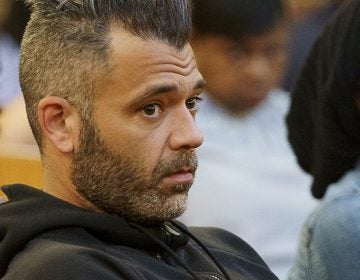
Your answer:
[20,0,192,149]
[192,0,285,41]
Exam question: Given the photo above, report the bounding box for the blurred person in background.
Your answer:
[180,0,316,278]
[0,0,30,107]
[0,94,36,145]
[283,0,348,91]
[288,0,330,22]
[0,0,35,145]
[287,0,360,278]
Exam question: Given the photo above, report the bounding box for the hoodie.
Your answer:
[0,184,278,280]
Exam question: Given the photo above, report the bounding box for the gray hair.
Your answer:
[20,0,192,148]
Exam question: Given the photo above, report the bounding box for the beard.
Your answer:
[71,121,198,225]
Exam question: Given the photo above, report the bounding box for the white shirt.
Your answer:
[0,33,21,107]
[180,89,317,280]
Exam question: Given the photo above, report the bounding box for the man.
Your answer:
[180,0,316,278]
[0,0,278,279]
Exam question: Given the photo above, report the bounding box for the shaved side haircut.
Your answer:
[20,0,192,148]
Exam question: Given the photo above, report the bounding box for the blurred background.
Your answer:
[0,0,351,278]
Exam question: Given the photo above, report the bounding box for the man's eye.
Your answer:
[142,104,161,116]
[186,97,203,110]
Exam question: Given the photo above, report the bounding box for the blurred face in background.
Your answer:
[0,0,11,28]
[191,20,289,113]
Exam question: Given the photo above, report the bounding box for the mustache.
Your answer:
[154,151,198,179]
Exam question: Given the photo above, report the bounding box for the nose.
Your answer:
[168,109,204,151]
[243,55,271,82]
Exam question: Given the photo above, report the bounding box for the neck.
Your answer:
[41,155,103,213]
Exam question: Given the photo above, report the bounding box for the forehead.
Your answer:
[105,25,202,91]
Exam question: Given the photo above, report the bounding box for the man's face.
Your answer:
[192,22,289,113]
[71,28,205,225]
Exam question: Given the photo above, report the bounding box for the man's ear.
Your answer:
[38,96,80,153]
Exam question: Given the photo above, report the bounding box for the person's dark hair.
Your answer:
[20,0,192,149]
[192,0,285,41]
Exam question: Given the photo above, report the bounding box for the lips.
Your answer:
[167,171,193,182]
[162,168,195,186]
[155,152,198,188]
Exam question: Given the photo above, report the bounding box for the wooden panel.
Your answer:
[0,143,43,198]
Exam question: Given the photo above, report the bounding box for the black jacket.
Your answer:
[0,184,278,280]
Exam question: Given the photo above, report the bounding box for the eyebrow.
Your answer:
[194,79,207,91]
[144,79,206,98]
[129,79,206,108]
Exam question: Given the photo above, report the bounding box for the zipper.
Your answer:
[160,222,228,280]
[155,252,162,260]
[197,273,224,280]
[163,222,181,236]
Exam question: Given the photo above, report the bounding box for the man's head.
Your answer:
[191,0,290,113]
[20,0,204,225]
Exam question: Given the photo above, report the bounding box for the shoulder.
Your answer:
[303,180,360,254]
[249,88,290,125]
[188,227,278,279]
[308,170,360,238]
[4,230,139,280]
[189,227,269,266]
[311,191,360,243]
[265,88,290,111]
[300,190,360,278]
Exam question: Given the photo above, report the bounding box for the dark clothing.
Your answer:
[0,184,278,280]
[286,0,360,199]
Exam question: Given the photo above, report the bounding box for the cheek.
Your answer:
[201,54,231,80]
[269,60,286,85]
[223,65,250,90]
[98,114,171,167]
[270,53,287,76]
[125,126,170,165]
[207,64,242,93]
